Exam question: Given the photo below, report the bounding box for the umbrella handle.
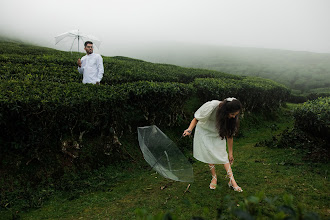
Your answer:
[148,135,184,172]
[164,151,172,171]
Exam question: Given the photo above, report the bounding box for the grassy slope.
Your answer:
[0,41,328,219]
[3,104,327,220]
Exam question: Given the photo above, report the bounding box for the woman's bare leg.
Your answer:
[224,163,242,192]
[208,164,217,189]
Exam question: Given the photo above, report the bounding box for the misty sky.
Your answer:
[1,0,330,55]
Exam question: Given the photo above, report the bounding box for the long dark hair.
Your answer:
[216,99,242,139]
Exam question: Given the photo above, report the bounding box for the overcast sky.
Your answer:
[1,0,330,55]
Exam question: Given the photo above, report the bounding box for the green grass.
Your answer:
[2,104,329,219]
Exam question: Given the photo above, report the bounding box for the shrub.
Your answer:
[306,92,330,101]
[255,97,329,161]
[293,97,329,143]
[0,80,193,173]
[288,93,308,103]
[0,52,240,85]
[194,77,290,112]
[134,192,320,220]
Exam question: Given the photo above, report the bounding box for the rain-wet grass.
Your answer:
[5,104,329,219]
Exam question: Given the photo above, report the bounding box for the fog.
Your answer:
[1,0,330,56]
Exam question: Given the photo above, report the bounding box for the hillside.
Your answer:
[0,39,290,176]
[113,42,330,94]
[0,40,328,219]
[0,40,290,114]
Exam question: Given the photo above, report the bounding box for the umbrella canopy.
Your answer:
[55,29,101,53]
[138,125,194,182]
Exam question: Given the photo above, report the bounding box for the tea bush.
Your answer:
[194,77,290,112]
[135,192,320,220]
[0,40,293,172]
[293,97,329,144]
[4,39,328,218]
[0,40,296,212]
[255,97,329,161]
[102,56,241,85]
[0,80,193,171]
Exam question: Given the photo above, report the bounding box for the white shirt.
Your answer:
[78,53,104,84]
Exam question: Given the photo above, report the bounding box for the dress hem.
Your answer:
[193,156,229,165]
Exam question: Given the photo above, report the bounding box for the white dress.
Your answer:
[193,100,229,164]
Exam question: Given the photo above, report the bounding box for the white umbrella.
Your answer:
[55,29,101,53]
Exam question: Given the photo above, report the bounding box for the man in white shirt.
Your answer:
[77,41,104,84]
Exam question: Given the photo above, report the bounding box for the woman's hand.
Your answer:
[182,129,192,137]
[229,154,234,165]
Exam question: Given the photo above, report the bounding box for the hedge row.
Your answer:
[0,75,291,170]
[293,97,329,143]
[0,41,293,173]
[0,80,193,168]
[255,97,329,161]
[0,41,73,56]
[0,52,241,85]
[194,77,290,112]
[0,54,81,83]
[102,56,241,84]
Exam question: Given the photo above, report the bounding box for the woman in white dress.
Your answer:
[183,98,243,192]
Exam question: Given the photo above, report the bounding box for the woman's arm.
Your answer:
[227,137,234,164]
[183,118,198,136]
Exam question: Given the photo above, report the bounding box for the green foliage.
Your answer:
[0,80,192,170]
[135,209,174,220]
[134,192,320,220]
[0,43,240,85]
[0,40,291,168]
[0,40,299,214]
[255,97,329,161]
[288,94,308,104]
[194,77,290,112]
[293,97,329,142]
[229,192,320,220]
[306,92,330,101]
[103,55,242,85]
[0,75,193,211]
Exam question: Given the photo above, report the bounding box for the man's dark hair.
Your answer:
[84,41,93,47]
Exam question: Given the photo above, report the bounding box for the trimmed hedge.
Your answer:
[0,40,294,172]
[293,97,329,143]
[0,41,293,169]
[0,54,81,83]
[0,80,193,169]
[0,52,241,85]
[194,77,290,112]
[255,97,329,161]
[103,56,241,85]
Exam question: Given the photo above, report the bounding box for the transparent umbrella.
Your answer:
[55,29,101,53]
[138,125,194,182]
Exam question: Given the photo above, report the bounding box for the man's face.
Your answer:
[84,43,93,54]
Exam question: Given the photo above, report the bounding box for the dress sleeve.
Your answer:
[194,101,217,122]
